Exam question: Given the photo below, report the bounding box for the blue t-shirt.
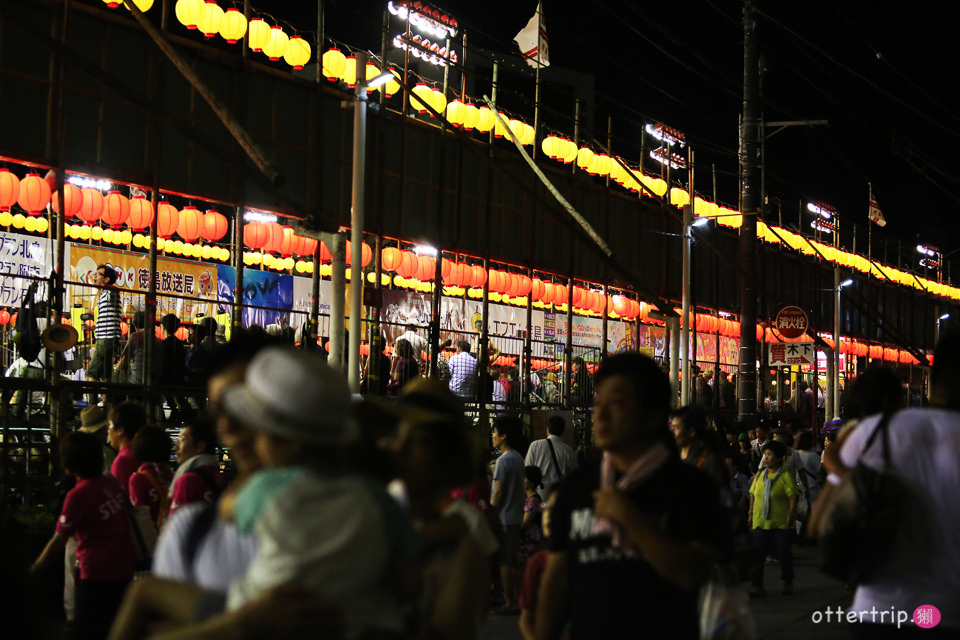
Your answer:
[493,449,525,526]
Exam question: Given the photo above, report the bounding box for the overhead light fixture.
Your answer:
[839,279,853,288]
[940,313,950,320]
[691,217,710,228]
[367,70,396,89]
[243,210,277,223]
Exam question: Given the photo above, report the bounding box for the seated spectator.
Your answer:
[167,416,225,516]
[128,426,174,551]
[519,485,559,640]
[218,347,417,636]
[30,431,134,640]
[108,401,148,495]
[389,338,420,395]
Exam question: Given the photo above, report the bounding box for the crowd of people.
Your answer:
[10,314,960,639]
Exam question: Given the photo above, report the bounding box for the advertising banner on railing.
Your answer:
[216,266,293,329]
[0,230,55,308]
[67,244,219,320]
[378,289,634,355]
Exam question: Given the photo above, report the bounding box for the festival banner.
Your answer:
[216,265,293,329]
[67,244,218,320]
[0,231,58,308]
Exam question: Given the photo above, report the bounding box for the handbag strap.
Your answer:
[546,438,563,479]
[861,411,895,470]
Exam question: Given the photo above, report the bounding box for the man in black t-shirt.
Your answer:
[536,353,729,640]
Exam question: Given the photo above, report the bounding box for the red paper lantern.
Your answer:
[0,309,9,325]
[125,196,153,231]
[441,258,453,280]
[542,282,555,304]
[77,188,104,224]
[554,284,569,306]
[202,210,228,242]
[276,226,295,256]
[532,278,545,301]
[156,202,179,238]
[243,221,269,249]
[471,265,486,289]
[319,240,332,262]
[297,236,318,257]
[417,255,435,281]
[443,263,462,286]
[263,222,284,253]
[397,251,418,278]
[382,247,402,271]
[345,241,374,267]
[487,270,501,293]
[17,173,51,214]
[52,183,83,218]
[177,206,203,241]
[517,276,532,297]
[0,169,19,211]
[102,191,130,228]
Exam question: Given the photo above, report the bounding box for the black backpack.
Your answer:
[12,282,42,362]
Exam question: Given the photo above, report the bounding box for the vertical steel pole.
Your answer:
[348,54,368,392]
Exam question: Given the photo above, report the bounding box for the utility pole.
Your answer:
[738,1,759,427]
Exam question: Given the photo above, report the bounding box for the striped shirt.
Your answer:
[95,288,122,339]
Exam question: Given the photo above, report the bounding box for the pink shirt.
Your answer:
[129,462,173,523]
[111,445,140,496]
[57,475,135,581]
[170,465,225,513]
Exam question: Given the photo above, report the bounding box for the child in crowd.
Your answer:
[218,346,418,639]
[518,485,558,640]
[31,431,135,640]
[519,466,545,565]
[128,426,174,549]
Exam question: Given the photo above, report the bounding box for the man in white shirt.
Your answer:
[396,329,428,363]
[825,331,960,636]
[525,415,578,498]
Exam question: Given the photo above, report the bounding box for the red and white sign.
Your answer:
[774,306,809,340]
[769,342,815,366]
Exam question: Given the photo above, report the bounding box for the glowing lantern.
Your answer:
[278,226,296,256]
[321,48,347,81]
[531,278,545,301]
[342,56,357,87]
[284,36,311,69]
[345,241,374,267]
[410,83,432,113]
[196,1,223,38]
[175,0,203,29]
[475,106,495,133]
[201,209,228,242]
[100,191,130,228]
[0,169,19,211]
[262,26,289,61]
[0,309,9,325]
[446,100,466,127]
[382,247,402,271]
[156,202,179,238]
[176,206,203,241]
[77,188,104,224]
[261,222,283,253]
[126,196,153,231]
[561,138,578,163]
[462,104,479,130]
[17,173,51,214]
[381,73,400,98]
[52,183,82,218]
[247,17,270,52]
[397,251,418,278]
[541,136,558,158]
[121,0,155,12]
[102,0,121,7]
[577,147,594,171]
[519,123,536,146]
[298,236,318,257]
[219,8,246,43]
[669,187,690,207]
[429,88,447,115]
[493,112,508,138]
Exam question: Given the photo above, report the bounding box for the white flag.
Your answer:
[868,186,886,227]
[514,2,549,68]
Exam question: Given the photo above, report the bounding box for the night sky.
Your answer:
[251,0,960,275]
